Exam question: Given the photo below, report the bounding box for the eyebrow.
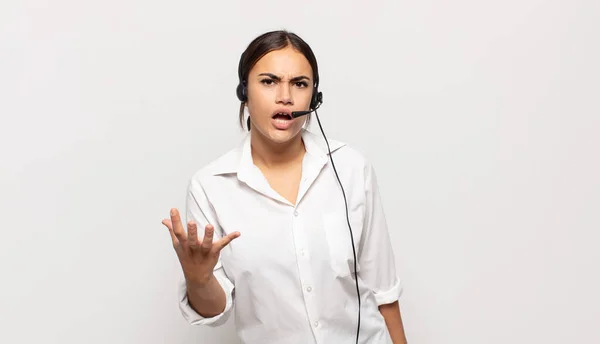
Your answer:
[258,73,311,82]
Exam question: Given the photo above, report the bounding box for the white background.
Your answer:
[1,0,599,343]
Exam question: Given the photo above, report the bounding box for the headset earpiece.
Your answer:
[236,81,248,102]
[310,88,323,110]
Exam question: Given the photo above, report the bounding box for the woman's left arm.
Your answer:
[379,301,408,344]
[359,162,408,343]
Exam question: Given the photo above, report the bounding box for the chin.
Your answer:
[268,127,302,144]
[255,121,303,144]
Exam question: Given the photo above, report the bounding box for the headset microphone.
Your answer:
[291,93,322,118]
[291,109,313,118]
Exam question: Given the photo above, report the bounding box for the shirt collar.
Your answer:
[209,128,346,177]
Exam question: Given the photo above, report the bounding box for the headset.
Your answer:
[236,73,362,343]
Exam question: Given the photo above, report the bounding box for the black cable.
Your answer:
[313,109,361,344]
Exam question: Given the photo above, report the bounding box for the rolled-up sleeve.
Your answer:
[178,269,234,326]
[359,163,403,305]
[177,178,235,326]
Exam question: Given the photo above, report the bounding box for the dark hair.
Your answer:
[237,30,320,131]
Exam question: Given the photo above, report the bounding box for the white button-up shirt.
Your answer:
[178,129,402,344]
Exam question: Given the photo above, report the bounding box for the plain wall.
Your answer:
[1,0,599,343]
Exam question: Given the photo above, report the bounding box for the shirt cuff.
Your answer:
[373,276,403,306]
[178,272,235,327]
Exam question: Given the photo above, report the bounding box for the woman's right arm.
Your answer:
[186,272,227,318]
[162,208,240,322]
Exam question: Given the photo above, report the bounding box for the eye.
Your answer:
[260,79,275,85]
[295,81,309,88]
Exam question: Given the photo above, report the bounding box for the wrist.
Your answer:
[186,273,215,290]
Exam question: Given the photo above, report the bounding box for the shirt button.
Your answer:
[306,286,312,292]
[314,320,320,328]
[294,210,299,216]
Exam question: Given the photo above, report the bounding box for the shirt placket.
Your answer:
[291,205,323,342]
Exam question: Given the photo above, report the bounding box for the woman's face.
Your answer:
[246,46,314,144]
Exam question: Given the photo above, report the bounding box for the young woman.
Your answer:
[162,30,408,344]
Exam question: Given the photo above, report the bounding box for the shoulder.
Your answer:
[303,129,372,170]
[333,143,368,165]
[187,137,245,190]
[329,139,375,176]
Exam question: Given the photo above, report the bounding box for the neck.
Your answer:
[250,130,306,170]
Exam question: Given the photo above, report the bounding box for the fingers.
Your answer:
[170,208,187,243]
[187,221,199,249]
[201,224,215,253]
[214,231,241,252]
[163,208,239,255]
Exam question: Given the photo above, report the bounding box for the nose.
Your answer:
[275,83,293,105]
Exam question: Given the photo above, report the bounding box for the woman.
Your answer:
[162,30,408,344]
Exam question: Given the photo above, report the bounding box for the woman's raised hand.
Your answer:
[162,208,240,286]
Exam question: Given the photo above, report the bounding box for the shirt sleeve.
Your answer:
[359,163,403,306]
[177,178,235,327]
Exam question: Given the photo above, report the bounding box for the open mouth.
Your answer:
[272,112,293,120]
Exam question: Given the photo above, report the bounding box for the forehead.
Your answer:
[250,46,313,78]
